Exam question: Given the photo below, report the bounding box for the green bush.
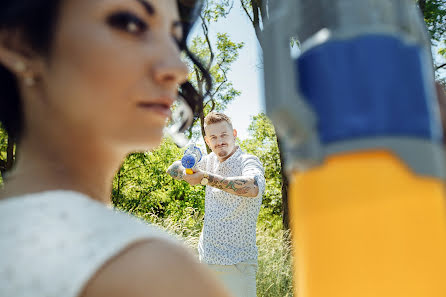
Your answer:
[112,138,205,220]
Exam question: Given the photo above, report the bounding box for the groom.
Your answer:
[167,112,265,297]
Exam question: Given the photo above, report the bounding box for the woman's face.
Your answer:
[30,0,188,152]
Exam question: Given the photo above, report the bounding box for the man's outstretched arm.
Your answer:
[207,173,261,198]
[167,161,185,181]
[182,170,261,198]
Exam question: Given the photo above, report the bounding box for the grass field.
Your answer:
[143,207,294,297]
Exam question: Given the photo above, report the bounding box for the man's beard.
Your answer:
[217,150,228,157]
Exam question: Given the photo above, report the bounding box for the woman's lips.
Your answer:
[137,102,172,118]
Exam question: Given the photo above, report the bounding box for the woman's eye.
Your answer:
[107,12,148,35]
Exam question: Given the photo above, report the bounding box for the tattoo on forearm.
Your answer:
[236,186,251,195]
[226,181,237,191]
[168,164,183,180]
[207,174,256,196]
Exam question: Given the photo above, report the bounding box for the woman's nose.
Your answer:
[152,38,189,88]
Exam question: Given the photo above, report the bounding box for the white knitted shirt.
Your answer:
[0,191,177,297]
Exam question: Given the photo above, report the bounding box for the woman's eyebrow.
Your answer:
[135,0,155,16]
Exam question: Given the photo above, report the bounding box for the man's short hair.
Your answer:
[204,112,233,131]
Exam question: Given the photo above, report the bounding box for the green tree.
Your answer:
[240,113,285,220]
[417,0,446,74]
[238,0,292,229]
[186,1,244,152]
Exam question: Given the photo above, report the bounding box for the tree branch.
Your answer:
[251,0,263,43]
[194,65,204,96]
[210,99,216,112]
[201,16,215,71]
[436,63,446,70]
[240,0,254,24]
[0,159,6,172]
[6,134,14,171]
[211,57,229,97]
[259,0,268,24]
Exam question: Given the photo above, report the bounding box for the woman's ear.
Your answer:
[0,29,43,86]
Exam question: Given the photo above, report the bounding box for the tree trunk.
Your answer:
[6,134,14,171]
[200,113,211,154]
[417,0,426,15]
[276,137,290,230]
[241,0,290,229]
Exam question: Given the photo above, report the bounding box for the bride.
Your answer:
[0,0,231,296]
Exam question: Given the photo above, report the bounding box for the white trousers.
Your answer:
[207,261,257,297]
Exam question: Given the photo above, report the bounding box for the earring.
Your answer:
[14,60,36,87]
[14,60,27,73]
[24,75,36,87]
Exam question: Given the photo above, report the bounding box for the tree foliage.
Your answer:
[417,0,446,73]
[112,139,206,222]
[240,113,283,216]
[418,0,446,42]
[0,125,14,182]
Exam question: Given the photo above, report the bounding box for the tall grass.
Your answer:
[139,207,294,297]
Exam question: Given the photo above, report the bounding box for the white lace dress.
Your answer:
[0,190,177,297]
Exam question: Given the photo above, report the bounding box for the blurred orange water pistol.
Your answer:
[261,0,446,296]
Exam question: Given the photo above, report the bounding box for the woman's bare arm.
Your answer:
[81,239,232,297]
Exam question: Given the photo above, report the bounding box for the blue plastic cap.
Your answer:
[181,155,196,169]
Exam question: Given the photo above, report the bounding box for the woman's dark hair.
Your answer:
[0,0,62,141]
[0,0,211,141]
[177,0,213,124]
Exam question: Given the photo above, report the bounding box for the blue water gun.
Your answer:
[181,143,202,175]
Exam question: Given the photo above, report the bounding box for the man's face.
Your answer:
[205,121,237,161]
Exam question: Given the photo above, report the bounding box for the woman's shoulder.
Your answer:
[1,190,175,244]
[0,190,178,297]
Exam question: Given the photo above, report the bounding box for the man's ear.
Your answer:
[233,129,237,138]
[0,29,43,77]
[204,135,210,147]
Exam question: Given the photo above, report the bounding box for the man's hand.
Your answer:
[167,161,185,181]
[183,169,205,186]
[167,161,205,185]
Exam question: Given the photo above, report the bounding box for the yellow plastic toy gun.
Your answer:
[181,143,202,175]
[262,0,446,296]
